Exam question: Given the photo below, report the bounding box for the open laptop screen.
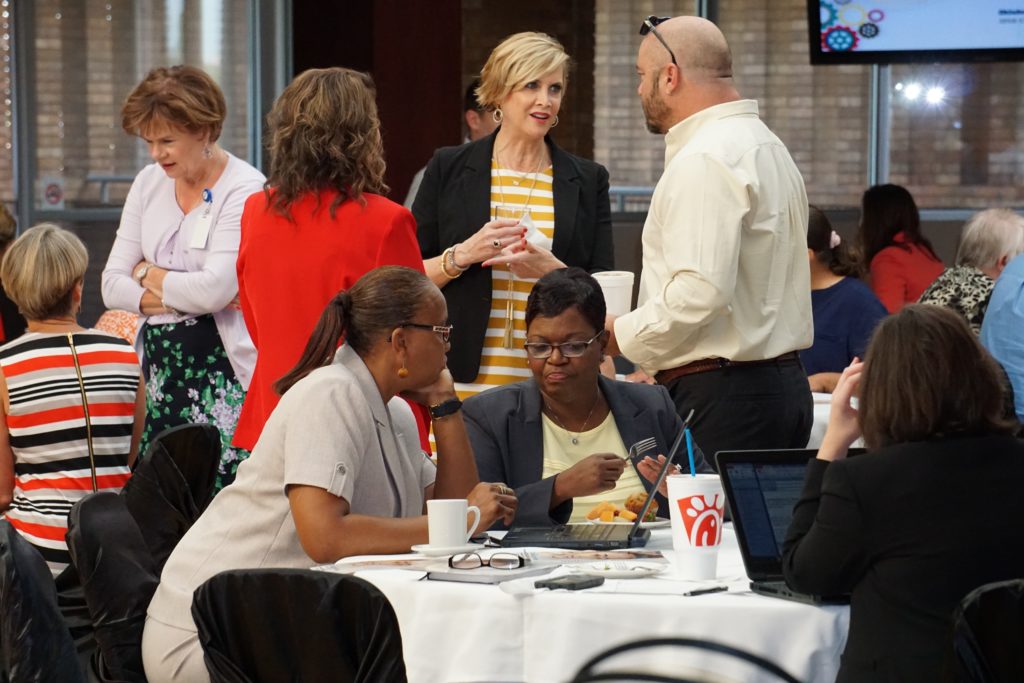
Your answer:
[723,461,806,560]
[717,448,866,579]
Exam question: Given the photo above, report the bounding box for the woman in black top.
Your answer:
[413,32,612,389]
[783,304,1024,682]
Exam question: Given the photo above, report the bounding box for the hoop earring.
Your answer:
[551,115,559,128]
[492,108,503,124]
[203,145,213,159]
[398,364,410,379]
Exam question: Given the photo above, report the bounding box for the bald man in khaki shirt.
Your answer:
[607,16,814,462]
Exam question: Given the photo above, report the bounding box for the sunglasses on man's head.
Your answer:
[639,15,678,66]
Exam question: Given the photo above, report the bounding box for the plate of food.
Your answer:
[585,495,669,528]
[574,561,666,579]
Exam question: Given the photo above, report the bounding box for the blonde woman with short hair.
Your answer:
[0,224,144,577]
[413,32,613,403]
[101,65,265,490]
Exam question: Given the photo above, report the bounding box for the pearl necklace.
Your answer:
[544,394,602,446]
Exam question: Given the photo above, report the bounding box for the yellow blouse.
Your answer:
[540,411,646,523]
[454,161,555,400]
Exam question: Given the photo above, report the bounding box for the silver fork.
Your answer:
[628,437,658,461]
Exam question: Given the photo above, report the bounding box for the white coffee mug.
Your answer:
[427,499,481,548]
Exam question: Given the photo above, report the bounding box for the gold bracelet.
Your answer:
[439,247,463,279]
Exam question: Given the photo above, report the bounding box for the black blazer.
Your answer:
[412,131,614,382]
[782,435,1024,682]
[463,375,710,528]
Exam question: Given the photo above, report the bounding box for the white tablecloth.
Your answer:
[807,392,833,449]
[332,528,849,683]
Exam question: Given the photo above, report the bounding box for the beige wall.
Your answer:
[593,0,1024,211]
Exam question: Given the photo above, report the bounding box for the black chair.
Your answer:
[151,422,222,506]
[0,520,86,683]
[121,423,221,572]
[191,569,407,683]
[951,578,1024,682]
[569,637,801,683]
[66,491,159,683]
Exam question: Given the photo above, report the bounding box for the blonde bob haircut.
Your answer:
[955,208,1024,271]
[476,32,571,111]
[0,223,87,321]
[121,65,227,142]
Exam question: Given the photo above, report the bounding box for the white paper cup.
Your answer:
[592,271,635,316]
[426,499,481,548]
[666,474,725,580]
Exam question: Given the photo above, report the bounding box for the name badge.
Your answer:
[189,189,214,249]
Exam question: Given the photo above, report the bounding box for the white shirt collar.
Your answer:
[664,99,760,166]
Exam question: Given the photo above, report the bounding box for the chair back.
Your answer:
[122,423,221,571]
[152,422,221,507]
[952,578,1024,683]
[66,491,159,683]
[0,521,85,683]
[569,637,801,683]
[191,568,407,683]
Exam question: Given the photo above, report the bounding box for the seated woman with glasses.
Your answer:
[142,266,517,683]
[463,267,710,527]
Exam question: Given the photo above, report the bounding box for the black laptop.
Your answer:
[716,448,860,605]
[500,428,687,550]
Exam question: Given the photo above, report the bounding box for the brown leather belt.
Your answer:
[654,351,801,385]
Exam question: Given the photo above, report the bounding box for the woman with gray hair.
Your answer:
[919,208,1024,333]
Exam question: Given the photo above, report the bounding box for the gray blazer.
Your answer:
[463,375,708,527]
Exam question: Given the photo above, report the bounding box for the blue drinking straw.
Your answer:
[684,427,696,477]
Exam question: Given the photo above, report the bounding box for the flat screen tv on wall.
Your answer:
[809,1,1024,65]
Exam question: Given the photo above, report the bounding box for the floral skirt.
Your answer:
[141,314,248,492]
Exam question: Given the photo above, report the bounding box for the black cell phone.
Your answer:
[534,575,605,591]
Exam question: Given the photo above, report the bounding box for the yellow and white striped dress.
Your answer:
[454,161,555,400]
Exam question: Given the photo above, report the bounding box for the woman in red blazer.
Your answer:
[234,68,426,451]
[857,184,944,313]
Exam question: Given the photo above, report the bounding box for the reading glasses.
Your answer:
[449,552,526,570]
[524,332,602,359]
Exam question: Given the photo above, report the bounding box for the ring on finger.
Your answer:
[492,238,502,249]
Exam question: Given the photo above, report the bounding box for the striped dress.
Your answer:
[0,331,138,576]
[454,162,555,400]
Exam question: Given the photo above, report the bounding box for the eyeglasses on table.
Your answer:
[448,552,526,570]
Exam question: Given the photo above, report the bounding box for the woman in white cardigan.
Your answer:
[102,65,264,490]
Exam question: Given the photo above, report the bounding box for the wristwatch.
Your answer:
[429,397,462,420]
[134,263,152,284]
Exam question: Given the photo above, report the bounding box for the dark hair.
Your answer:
[858,184,939,265]
[274,266,436,395]
[264,68,387,221]
[858,304,1016,449]
[0,203,15,251]
[463,79,484,113]
[807,206,862,277]
[524,267,606,332]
